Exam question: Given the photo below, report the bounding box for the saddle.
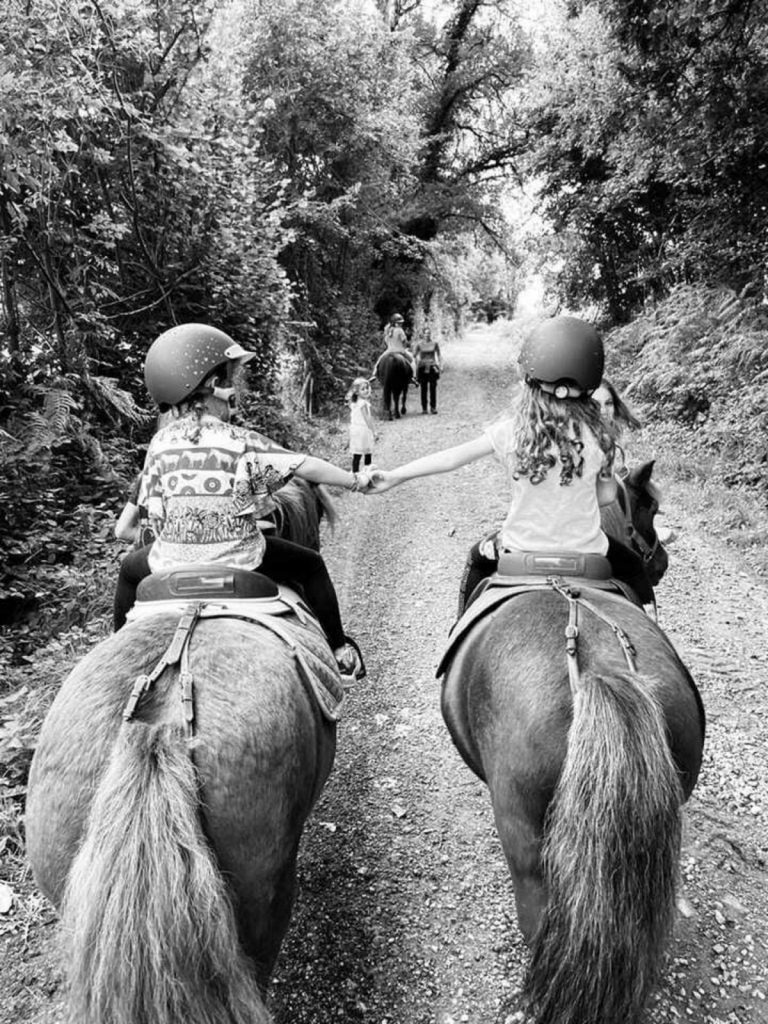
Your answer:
[438,550,641,679]
[124,565,345,730]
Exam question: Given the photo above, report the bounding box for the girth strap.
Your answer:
[548,578,638,695]
[123,602,202,738]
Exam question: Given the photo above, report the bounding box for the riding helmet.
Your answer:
[519,316,604,397]
[144,324,256,408]
[391,313,404,323]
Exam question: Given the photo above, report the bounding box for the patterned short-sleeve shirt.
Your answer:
[138,414,305,572]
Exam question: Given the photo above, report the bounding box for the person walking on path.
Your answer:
[413,330,442,414]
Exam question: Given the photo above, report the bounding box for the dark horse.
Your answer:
[600,459,669,586]
[25,479,338,1024]
[440,461,704,1024]
[376,351,411,420]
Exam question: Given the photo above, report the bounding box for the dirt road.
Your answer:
[2,324,767,1024]
[271,324,768,1024]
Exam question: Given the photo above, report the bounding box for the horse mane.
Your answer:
[271,478,336,550]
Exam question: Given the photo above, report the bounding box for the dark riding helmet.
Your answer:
[144,324,256,408]
[519,316,604,398]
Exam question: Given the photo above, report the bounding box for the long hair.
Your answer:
[511,383,616,485]
[604,379,642,433]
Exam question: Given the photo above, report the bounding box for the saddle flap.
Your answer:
[136,564,279,603]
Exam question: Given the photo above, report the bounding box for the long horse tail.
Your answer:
[525,669,684,1024]
[61,722,270,1024]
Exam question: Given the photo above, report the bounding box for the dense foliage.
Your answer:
[0,0,526,637]
[1,0,765,641]
[606,285,768,494]
[520,0,768,321]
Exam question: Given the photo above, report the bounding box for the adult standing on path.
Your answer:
[413,329,442,414]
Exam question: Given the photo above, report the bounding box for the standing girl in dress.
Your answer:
[347,376,376,473]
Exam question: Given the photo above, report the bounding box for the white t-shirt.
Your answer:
[484,417,608,555]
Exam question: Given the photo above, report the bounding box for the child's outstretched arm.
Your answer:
[296,454,370,491]
[369,435,492,494]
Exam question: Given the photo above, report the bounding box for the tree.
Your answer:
[518,0,768,319]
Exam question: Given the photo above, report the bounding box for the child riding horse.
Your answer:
[113,323,365,680]
[368,315,653,610]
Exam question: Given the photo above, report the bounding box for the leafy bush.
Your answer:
[606,285,768,493]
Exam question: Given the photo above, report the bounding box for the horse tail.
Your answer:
[62,722,270,1024]
[525,669,683,1024]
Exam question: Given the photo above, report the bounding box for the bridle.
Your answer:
[616,472,661,566]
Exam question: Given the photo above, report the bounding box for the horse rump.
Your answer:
[62,720,270,1024]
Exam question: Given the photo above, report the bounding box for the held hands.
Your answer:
[349,467,401,494]
[364,468,399,494]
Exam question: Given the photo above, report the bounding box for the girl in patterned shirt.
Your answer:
[113,324,366,680]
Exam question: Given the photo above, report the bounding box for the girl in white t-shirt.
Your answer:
[346,377,376,472]
[368,316,654,607]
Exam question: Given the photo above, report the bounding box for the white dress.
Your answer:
[349,399,374,454]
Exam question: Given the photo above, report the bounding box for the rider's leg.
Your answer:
[260,536,363,676]
[606,537,655,604]
[429,369,438,413]
[113,545,153,630]
[457,540,498,615]
[352,452,362,472]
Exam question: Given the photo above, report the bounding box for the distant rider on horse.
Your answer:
[373,312,416,380]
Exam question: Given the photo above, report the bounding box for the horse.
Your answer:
[439,461,705,1024]
[376,351,411,420]
[25,479,339,1024]
[600,459,669,586]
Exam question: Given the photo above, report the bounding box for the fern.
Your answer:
[88,375,151,426]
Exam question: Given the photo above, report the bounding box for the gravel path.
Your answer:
[270,324,768,1024]
[2,323,767,1024]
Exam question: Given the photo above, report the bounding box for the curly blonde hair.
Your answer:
[346,377,370,404]
[511,384,616,485]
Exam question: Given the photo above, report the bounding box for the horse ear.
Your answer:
[633,460,655,486]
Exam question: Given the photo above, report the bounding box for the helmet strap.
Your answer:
[212,384,237,409]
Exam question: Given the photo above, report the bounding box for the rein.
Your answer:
[548,578,638,695]
[616,474,660,566]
